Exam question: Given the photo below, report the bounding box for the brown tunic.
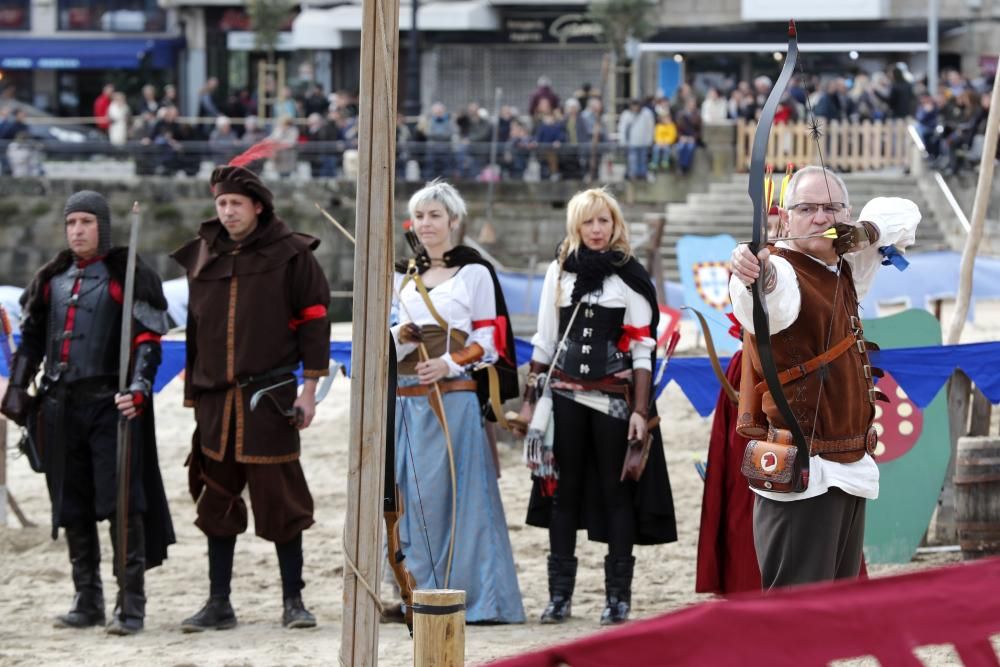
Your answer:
[172,217,331,464]
[740,247,877,463]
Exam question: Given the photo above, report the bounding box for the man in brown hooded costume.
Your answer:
[172,161,331,630]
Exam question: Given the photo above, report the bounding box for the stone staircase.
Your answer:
[659,171,950,282]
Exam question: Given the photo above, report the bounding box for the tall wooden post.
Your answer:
[0,417,7,527]
[341,0,400,665]
[945,61,1000,345]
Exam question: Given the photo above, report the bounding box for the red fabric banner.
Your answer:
[490,557,1000,667]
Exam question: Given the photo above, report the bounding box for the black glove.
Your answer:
[834,221,879,256]
[1,352,39,426]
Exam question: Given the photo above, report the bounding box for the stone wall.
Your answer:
[0,138,729,319]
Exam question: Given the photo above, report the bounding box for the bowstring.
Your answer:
[796,47,847,448]
[397,381,442,590]
[393,274,443,590]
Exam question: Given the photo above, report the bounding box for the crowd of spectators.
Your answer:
[5,62,994,182]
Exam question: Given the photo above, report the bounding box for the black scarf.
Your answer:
[560,245,660,368]
[562,247,630,305]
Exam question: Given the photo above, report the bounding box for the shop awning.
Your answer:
[292,1,498,49]
[0,37,184,70]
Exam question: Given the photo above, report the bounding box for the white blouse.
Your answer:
[391,264,499,377]
[530,260,656,372]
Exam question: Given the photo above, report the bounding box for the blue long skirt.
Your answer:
[395,375,525,623]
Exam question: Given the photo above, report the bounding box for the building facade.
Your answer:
[0,0,183,115]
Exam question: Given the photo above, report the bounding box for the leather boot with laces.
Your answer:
[180,596,238,632]
[539,554,577,624]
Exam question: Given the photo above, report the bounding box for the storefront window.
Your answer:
[0,0,30,31]
[58,0,166,32]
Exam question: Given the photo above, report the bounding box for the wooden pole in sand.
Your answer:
[340,0,400,664]
[937,61,999,541]
[0,416,7,527]
[944,62,1000,345]
[412,589,466,667]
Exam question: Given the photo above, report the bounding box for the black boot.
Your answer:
[55,521,105,629]
[540,555,577,624]
[107,514,146,635]
[181,536,238,632]
[277,534,315,629]
[282,596,317,629]
[181,596,238,632]
[599,555,635,626]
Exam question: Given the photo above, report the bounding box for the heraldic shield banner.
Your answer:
[677,234,739,355]
[863,308,950,564]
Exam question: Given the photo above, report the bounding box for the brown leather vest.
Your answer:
[398,326,468,375]
[741,248,878,463]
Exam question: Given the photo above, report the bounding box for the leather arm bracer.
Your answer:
[0,351,40,426]
[450,343,484,368]
[128,341,161,398]
[631,368,652,418]
[523,360,550,404]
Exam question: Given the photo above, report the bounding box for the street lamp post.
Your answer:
[404,0,421,120]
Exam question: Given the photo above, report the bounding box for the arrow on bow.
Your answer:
[747,20,810,491]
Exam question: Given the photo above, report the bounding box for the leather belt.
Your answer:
[396,379,478,397]
[236,364,299,388]
[754,333,857,394]
[768,426,877,456]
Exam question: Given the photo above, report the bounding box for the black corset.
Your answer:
[554,303,630,381]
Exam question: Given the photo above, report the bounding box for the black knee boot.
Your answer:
[276,533,316,629]
[600,555,635,626]
[107,514,146,635]
[540,555,577,624]
[55,521,105,628]
[181,535,238,633]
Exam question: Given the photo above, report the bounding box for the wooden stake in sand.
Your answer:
[412,589,466,667]
[340,0,400,665]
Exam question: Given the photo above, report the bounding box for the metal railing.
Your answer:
[905,122,971,235]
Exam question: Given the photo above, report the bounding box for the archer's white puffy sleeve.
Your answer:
[846,197,921,299]
[729,256,802,336]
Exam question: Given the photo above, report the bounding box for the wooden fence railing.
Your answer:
[735,119,913,172]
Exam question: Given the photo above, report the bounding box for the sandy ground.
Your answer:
[1,303,998,667]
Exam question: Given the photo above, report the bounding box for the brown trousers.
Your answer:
[753,487,865,590]
[195,426,315,544]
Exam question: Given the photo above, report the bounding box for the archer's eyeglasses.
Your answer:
[787,202,848,216]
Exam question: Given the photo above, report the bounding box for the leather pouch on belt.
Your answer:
[740,438,807,493]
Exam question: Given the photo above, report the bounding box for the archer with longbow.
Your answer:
[728,20,920,590]
[389,181,525,625]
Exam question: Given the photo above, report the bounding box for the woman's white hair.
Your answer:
[783,166,851,208]
[407,179,467,223]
